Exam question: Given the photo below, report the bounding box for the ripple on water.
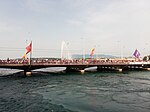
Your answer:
[33,84,115,112]
[112,92,150,105]
[29,71,150,112]
[137,92,150,100]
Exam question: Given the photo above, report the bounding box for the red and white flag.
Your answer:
[23,42,32,58]
[90,48,95,58]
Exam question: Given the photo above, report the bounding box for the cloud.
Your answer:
[24,0,58,14]
[1,0,150,57]
[64,0,150,56]
[0,23,21,33]
[64,0,92,8]
[67,0,150,39]
[67,19,83,26]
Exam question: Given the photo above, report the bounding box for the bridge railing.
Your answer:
[1,58,147,65]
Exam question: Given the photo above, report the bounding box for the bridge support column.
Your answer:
[80,70,85,74]
[114,68,123,72]
[143,68,150,71]
[118,69,122,72]
[24,70,32,76]
[146,68,150,71]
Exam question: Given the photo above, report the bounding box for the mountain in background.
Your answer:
[71,54,117,59]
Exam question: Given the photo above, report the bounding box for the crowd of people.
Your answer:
[0,58,144,65]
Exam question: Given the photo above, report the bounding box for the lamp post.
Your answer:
[81,37,85,63]
[117,41,123,59]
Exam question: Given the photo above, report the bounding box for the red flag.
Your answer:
[25,42,32,54]
[90,48,95,58]
[22,42,32,59]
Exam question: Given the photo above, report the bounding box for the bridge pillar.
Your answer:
[118,68,123,72]
[147,68,150,70]
[24,70,32,76]
[143,68,150,71]
[80,70,85,74]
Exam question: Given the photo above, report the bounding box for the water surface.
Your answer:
[0,68,150,112]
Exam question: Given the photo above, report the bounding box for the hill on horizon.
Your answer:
[71,54,117,59]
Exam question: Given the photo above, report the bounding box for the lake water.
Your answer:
[0,68,150,112]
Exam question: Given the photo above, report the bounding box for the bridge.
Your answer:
[0,41,147,76]
[0,58,150,76]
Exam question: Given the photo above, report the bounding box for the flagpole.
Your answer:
[29,41,32,65]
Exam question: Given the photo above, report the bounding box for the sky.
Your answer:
[0,0,150,59]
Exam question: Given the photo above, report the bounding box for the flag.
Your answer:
[22,53,26,59]
[22,42,32,58]
[25,42,32,54]
[90,48,95,58]
[133,49,140,58]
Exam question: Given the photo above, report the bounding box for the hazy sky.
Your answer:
[0,0,150,59]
